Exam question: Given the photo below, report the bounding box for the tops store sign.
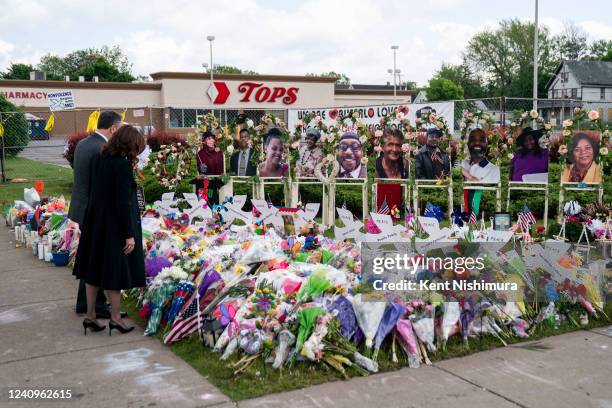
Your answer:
[207,81,299,105]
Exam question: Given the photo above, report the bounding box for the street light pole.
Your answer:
[391,45,399,99]
[533,0,539,111]
[207,35,215,113]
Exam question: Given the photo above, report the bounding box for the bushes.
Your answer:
[63,131,89,167]
[142,153,197,203]
[0,94,29,157]
[146,131,186,152]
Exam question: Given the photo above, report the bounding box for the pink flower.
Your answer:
[401,143,410,152]
[588,110,599,120]
[374,129,383,138]
[396,111,406,121]
[374,145,383,153]
[291,141,300,149]
[314,116,322,124]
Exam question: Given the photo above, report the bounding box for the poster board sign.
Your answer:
[47,90,76,111]
[288,102,455,135]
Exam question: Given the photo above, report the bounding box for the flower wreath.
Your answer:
[508,109,552,152]
[559,107,609,169]
[196,113,235,160]
[150,141,194,189]
[292,111,329,165]
[376,104,418,157]
[415,111,452,152]
[459,109,506,164]
[253,113,292,173]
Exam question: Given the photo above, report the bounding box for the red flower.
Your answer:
[328,108,339,120]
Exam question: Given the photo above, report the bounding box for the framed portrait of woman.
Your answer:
[560,132,602,185]
[258,128,290,179]
[508,127,549,183]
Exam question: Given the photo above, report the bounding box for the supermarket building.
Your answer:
[0,72,414,135]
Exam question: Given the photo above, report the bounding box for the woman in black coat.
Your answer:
[74,125,146,335]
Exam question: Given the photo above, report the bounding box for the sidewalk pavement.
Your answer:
[1,229,611,408]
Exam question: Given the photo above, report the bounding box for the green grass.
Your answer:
[123,296,611,401]
[0,157,73,210]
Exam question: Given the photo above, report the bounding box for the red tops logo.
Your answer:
[208,82,299,105]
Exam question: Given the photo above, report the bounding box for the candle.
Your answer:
[33,240,38,255]
[44,246,53,262]
[38,243,44,260]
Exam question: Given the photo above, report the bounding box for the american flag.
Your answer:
[518,204,537,232]
[469,211,477,224]
[378,196,390,215]
[163,291,200,344]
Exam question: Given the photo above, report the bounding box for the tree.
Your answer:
[426,77,464,101]
[0,63,35,80]
[588,40,612,61]
[206,65,258,75]
[36,46,135,82]
[306,71,351,85]
[553,22,588,61]
[0,94,29,157]
[433,62,486,99]
[464,19,557,98]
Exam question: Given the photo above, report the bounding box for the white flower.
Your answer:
[326,154,334,163]
[352,112,359,119]
[574,107,581,114]
[600,147,608,156]
[246,119,254,128]
[562,119,573,128]
[563,129,571,137]
[521,112,528,118]
[360,157,368,165]
[343,118,352,126]
[529,110,538,119]
[314,116,321,124]
[507,153,514,160]
[558,145,568,155]
[460,122,466,129]
[436,121,444,129]
[291,141,300,149]
[507,137,514,144]
[481,113,490,121]
[295,120,304,129]
[588,110,600,121]
[544,123,552,130]
[374,130,383,138]
[227,145,234,154]
[359,135,367,143]
[510,122,517,128]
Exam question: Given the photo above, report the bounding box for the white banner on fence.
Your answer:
[287,102,454,135]
[47,90,76,111]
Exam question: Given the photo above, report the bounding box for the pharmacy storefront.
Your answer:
[0,72,415,134]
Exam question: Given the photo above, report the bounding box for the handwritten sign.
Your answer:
[47,90,75,111]
[417,216,440,235]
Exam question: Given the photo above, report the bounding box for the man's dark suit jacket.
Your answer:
[229,149,256,176]
[415,145,451,180]
[68,133,106,226]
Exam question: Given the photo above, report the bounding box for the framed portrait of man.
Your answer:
[336,131,367,180]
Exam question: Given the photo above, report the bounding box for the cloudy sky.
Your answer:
[1,0,611,86]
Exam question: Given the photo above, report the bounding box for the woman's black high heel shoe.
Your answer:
[83,318,106,335]
[109,320,134,336]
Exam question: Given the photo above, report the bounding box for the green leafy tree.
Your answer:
[306,71,351,85]
[207,65,258,75]
[588,40,612,61]
[36,45,135,82]
[464,19,556,97]
[0,94,29,157]
[0,63,35,80]
[553,22,588,61]
[433,62,486,99]
[426,77,464,101]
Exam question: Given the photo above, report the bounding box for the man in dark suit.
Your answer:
[69,110,126,318]
[230,129,256,176]
[415,128,451,180]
